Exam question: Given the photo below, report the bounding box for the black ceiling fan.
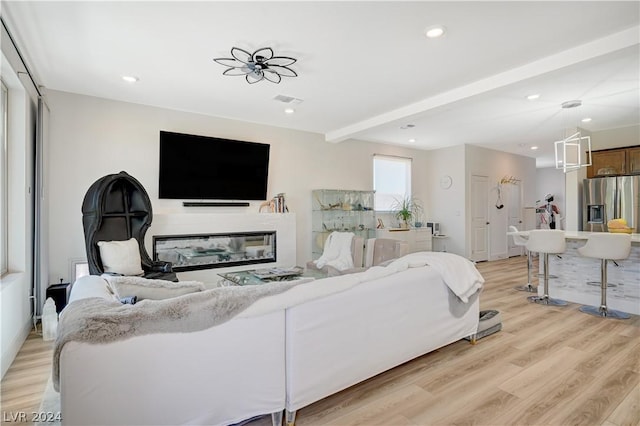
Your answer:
[213,47,298,84]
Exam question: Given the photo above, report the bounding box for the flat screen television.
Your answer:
[159,131,270,200]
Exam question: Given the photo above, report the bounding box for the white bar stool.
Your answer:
[509,226,537,292]
[525,230,567,306]
[578,233,632,319]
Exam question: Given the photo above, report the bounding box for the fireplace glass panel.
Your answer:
[153,231,276,271]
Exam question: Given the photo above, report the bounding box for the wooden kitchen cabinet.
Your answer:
[587,145,640,177]
[628,147,640,175]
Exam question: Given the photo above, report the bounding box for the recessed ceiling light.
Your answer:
[581,117,592,123]
[408,138,416,143]
[121,75,139,83]
[526,94,540,100]
[425,26,445,38]
[284,108,295,114]
[530,146,539,150]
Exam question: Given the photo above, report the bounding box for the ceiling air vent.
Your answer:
[273,95,303,104]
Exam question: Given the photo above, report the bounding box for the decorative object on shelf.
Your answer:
[377,218,385,229]
[391,197,423,229]
[440,175,453,189]
[596,167,617,176]
[554,100,592,173]
[213,47,297,84]
[312,189,376,259]
[259,193,289,213]
[274,193,288,213]
[258,200,273,212]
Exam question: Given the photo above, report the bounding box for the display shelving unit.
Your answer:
[312,189,376,259]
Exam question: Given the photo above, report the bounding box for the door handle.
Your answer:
[486,222,490,225]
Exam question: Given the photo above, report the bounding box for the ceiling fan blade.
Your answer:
[253,47,274,62]
[223,66,252,76]
[263,70,282,84]
[246,71,264,84]
[266,65,297,78]
[230,47,252,64]
[213,58,244,68]
[264,56,296,67]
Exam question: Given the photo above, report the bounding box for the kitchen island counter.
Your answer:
[507,230,640,315]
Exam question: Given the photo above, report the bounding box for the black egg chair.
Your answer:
[81,171,177,281]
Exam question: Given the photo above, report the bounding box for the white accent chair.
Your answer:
[525,230,567,306]
[509,226,536,292]
[578,233,632,319]
[364,238,410,268]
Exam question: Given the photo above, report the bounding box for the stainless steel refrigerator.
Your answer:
[583,176,640,232]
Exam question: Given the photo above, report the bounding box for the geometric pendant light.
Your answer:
[554,100,592,173]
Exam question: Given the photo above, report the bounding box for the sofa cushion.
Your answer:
[103,275,205,301]
[67,275,120,305]
[97,238,144,276]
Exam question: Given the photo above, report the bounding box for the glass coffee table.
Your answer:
[218,266,327,286]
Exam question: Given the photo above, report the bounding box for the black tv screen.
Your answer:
[159,131,270,200]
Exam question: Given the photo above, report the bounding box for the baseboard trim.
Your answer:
[1,318,33,379]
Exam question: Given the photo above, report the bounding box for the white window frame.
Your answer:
[373,154,412,212]
[1,80,7,276]
[70,258,89,283]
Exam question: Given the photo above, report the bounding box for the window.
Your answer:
[373,155,412,211]
[1,80,7,275]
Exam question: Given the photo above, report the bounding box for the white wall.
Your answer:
[424,144,466,255]
[591,125,639,150]
[45,90,432,284]
[465,145,537,260]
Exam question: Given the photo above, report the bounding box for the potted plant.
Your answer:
[391,197,423,229]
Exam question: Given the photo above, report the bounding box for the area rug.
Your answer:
[36,377,61,426]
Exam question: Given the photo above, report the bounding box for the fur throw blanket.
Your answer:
[102,274,205,300]
[53,279,305,391]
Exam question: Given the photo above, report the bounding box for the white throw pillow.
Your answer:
[97,238,144,276]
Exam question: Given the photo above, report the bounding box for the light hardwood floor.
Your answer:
[1,256,638,425]
[1,329,53,425]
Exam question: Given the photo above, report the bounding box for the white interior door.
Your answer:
[470,175,489,262]
[508,183,523,257]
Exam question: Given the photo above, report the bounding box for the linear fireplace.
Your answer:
[153,231,276,272]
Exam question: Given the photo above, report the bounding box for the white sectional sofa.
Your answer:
[284,263,479,424]
[56,252,482,426]
[59,275,287,426]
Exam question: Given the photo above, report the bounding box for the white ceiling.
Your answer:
[3,1,639,167]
